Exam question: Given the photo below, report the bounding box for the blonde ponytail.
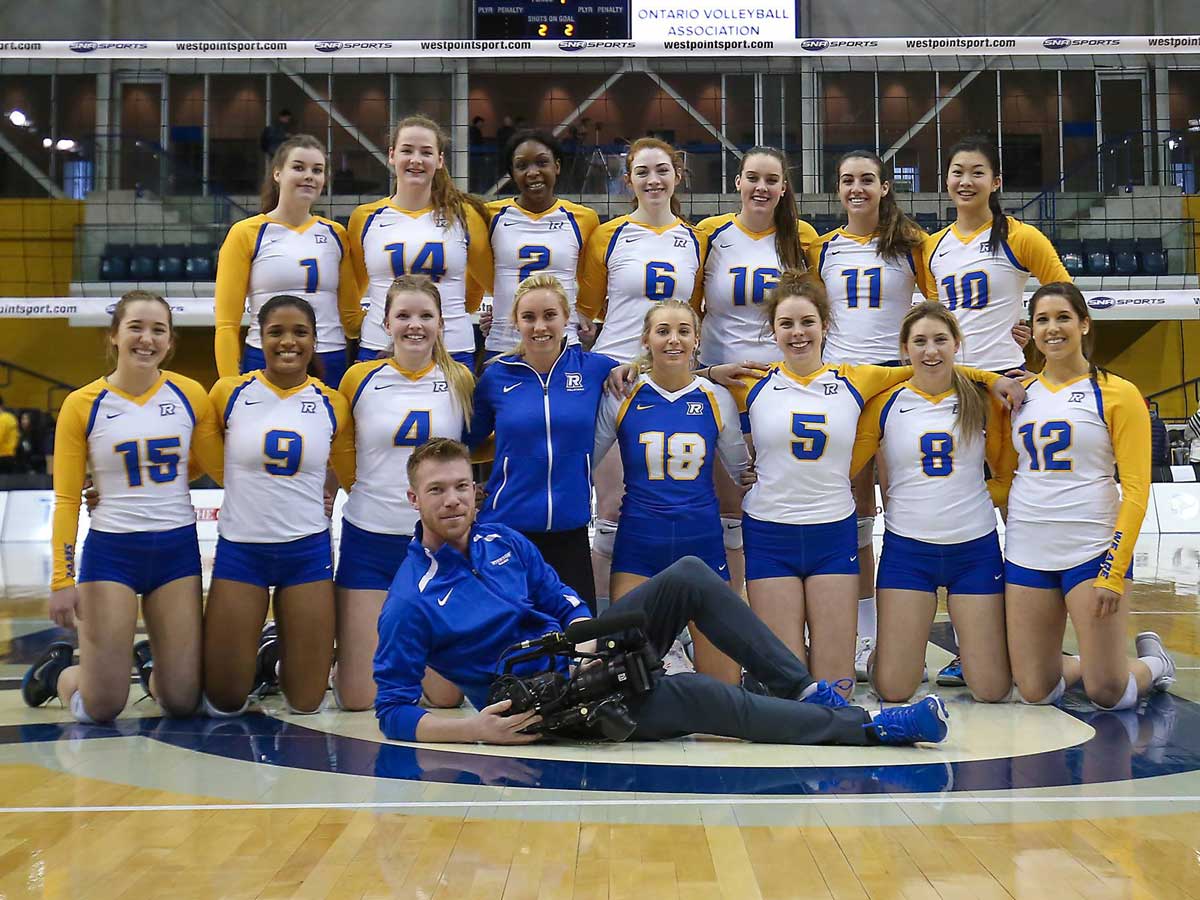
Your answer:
[384,274,474,421]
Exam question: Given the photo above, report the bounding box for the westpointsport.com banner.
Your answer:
[0,35,1199,59]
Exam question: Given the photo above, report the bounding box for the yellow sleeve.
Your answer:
[956,366,1001,388]
[576,219,618,321]
[797,219,820,260]
[911,237,931,298]
[173,376,224,485]
[331,221,364,341]
[688,227,709,313]
[346,203,374,303]
[920,231,942,300]
[213,219,257,379]
[850,386,894,478]
[843,364,915,401]
[1096,378,1151,594]
[50,389,96,590]
[574,204,601,247]
[465,205,494,304]
[208,377,239,432]
[0,412,16,457]
[327,389,356,490]
[725,372,759,414]
[984,397,1012,509]
[1009,219,1071,286]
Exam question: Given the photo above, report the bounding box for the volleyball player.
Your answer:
[214,134,362,386]
[204,295,354,716]
[999,282,1174,711]
[485,130,599,358]
[807,150,929,679]
[731,272,1018,696]
[849,301,1011,703]
[22,291,222,722]
[696,146,816,594]
[468,274,617,610]
[577,138,707,606]
[594,300,752,683]
[333,275,475,711]
[349,114,493,369]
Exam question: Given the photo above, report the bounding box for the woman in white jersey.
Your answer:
[696,146,817,594]
[333,275,475,711]
[214,135,362,387]
[22,292,222,722]
[205,295,354,716]
[577,137,707,603]
[849,301,1011,703]
[485,129,599,360]
[997,282,1174,710]
[349,114,494,369]
[807,150,929,678]
[730,272,1017,697]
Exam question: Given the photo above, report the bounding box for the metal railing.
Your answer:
[0,360,78,413]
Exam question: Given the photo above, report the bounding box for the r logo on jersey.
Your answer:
[1069,391,1086,403]
[300,400,317,415]
[433,381,448,393]
[824,383,839,396]
[673,236,689,249]
[548,221,565,231]
[158,402,176,417]
[565,373,584,392]
[686,402,704,416]
[314,234,328,244]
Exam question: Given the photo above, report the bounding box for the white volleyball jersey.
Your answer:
[810,229,925,365]
[924,217,1069,371]
[577,216,707,363]
[1001,373,1151,593]
[731,363,913,525]
[349,200,492,355]
[339,359,468,535]
[211,373,350,543]
[486,198,599,352]
[853,383,1000,544]
[696,213,782,366]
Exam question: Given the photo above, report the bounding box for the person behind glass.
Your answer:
[204,295,354,716]
[349,114,494,370]
[374,437,950,748]
[214,134,362,388]
[729,272,1018,698]
[849,301,1012,703]
[16,411,46,474]
[468,274,618,612]
[576,137,707,606]
[333,275,476,711]
[484,129,600,360]
[806,150,930,681]
[996,282,1175,710]
[593,301,752,683]
[21,291,222,722]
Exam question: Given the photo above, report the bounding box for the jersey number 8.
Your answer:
[640,431,706,481]
[264,429,304,476]
[920,432,954,476]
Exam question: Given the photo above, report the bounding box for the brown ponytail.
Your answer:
[835,150,924,263]
[260,134,326,214]
[391,114,490,233]
[738,147,803,271]
[626,137,685,220]
[1028,282,1105,382]
[946,136,1008,254]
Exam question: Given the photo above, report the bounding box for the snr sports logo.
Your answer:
[1043,37,1121,49]
[800,38,879,52]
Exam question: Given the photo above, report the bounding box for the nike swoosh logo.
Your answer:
[106,412,122,419]
[772,384,789,391]
[437,587,453,607]
[624,237,639,243]
[899,407,918,413]
[994,574,1002,580]
[502,221,519,226]
[245,400,263,406]
[378,222,395,228]
[719,243,734,248]
[849,555,858,562]
[373,382,395,390]
[636,403,653,410]
[503,383,521,393]
[717,565,727,572]
[937,249,952,257]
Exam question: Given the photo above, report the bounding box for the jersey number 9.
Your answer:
[645,262,676,301]
[114,437,182,487]
[264,429,304,476]
[640,431,706,481]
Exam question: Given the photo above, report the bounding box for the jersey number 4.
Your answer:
[385,242,447,282]
[640,431,706,480]
[1018,420,1072,471]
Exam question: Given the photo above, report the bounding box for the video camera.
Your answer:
[485,611,661,742]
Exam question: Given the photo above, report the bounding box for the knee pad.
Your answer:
[856,516,875,549]
[721,516,743,550]
[592,518,618,559]
[1017,676,1065,706]
[1094,673,1139,712]
[202,693,249,718]
[69,690,98,725]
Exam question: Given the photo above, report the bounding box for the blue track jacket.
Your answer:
[468,344,617,532]
[374,521,592,741]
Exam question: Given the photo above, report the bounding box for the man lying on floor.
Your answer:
[374,438,949,748]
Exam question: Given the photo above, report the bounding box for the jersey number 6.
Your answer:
[644,262,677,301]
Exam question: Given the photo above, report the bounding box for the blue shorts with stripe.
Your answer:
[212,531,333,588]
[242,345,348,388]
[877,529,1004,595]
[1005,551,1133,596]
[335,519,412,591]
[743,513,859,581]
[78,524,201,595]
[611,511,729,581]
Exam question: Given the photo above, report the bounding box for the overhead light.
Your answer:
[7,109,30,128]
[55,138,76,152]
[42,137,52,148]
[1166,136,1182,151]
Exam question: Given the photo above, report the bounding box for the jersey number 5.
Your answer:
[790,413,827,461]
[640,431,706,481]
[264,430,304,476]
[1018,420,1072,471]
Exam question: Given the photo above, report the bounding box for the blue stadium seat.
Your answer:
[156,245,187,281]
[1083,240,1112,276]
[1056,239,1084,277]
[1110,239,1139,276]
[185,247,215,280]
[99,244,131,281]
[1137,238,1167,275]
[914,212,940,233]
[128,246,159,281]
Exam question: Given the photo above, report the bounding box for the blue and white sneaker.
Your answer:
[869,695,950,745]
[936,657,965,687]
[800,678,854,709]
[21,642,74,708]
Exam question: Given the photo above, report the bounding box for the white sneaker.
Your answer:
[1135,631,1176,691]
[661,639,695,676]
[854,637,874,682]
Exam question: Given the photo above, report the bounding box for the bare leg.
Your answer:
[1006,583,1067,702]
[947,591,1011,702]
[747,575,806,665]
[274,579,336,713]
[57,581,139,721]
[203,578,270,712]
[804,573,859,698]
[141,575,204,716]
[333,587,385,710]
[872,588,937,702]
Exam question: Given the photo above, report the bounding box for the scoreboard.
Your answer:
[475,1,632,40]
